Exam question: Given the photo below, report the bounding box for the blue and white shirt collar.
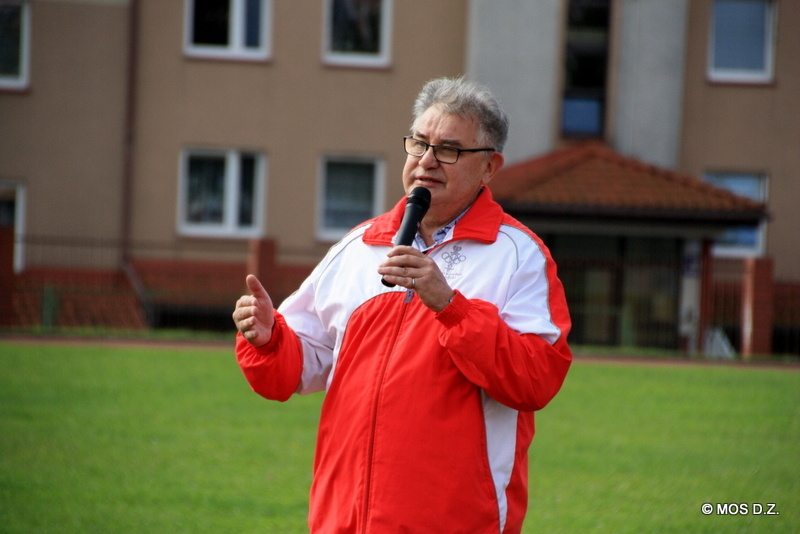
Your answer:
[411,207,470,253]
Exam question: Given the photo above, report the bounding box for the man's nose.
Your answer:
[419,145,440,167]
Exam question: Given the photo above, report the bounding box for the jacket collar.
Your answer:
[362,187,504,247]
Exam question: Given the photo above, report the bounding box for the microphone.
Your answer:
[381,186,431,287]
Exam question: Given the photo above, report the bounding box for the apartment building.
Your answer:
[1,0,797,354]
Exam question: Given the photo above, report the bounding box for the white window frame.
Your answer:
[704,172,767,258]
[708,0,776,84]
[0,0,31,90]
[317,155,385,241]
[322,0,393,68]
[184,0,273,61]
[178,148,266,238]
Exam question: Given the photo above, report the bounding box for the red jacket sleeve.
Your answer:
[436,291,572,412]
[235,311,304,402]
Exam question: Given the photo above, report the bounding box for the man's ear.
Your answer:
[482,151,505,186]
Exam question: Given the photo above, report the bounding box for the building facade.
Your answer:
[1,0,797,354]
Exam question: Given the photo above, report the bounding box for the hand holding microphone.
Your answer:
[381,187,431,288]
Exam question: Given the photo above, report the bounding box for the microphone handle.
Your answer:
[381,203,426,288]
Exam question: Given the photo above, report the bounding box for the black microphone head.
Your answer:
[407,186,431,211]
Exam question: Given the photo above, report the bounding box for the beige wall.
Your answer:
[0,0,129,267]
[10,0,796,282]
[131,0,468,264]
[680,0,800,282]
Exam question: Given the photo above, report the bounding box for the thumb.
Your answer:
[246,274,270,300]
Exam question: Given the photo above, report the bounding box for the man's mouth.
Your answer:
[416,176,443,187]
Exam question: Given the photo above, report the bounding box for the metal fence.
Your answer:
[2,234,799,356]
[5,234,250,332]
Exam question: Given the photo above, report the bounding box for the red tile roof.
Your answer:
[490,142,766,224]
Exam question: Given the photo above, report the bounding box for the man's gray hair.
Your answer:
[412,76,509,153]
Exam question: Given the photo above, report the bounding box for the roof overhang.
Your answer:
[499,201,766,227]
[491,142,769,237]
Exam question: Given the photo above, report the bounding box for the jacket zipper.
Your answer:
[361,291,412,531]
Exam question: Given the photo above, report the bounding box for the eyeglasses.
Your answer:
[403,136,495,164]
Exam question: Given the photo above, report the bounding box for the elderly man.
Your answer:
[233,76,572,533]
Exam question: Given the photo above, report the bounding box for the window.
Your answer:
[0,1,30,90]
[704,172,767,256]
[318,156,384,240]
[185,0,272,60]
[0,180,25,272]
[549,234,680,349]
[561,0,611,137]
[178,149,265,237]
[709,0,775,83]
[323,0,392,68]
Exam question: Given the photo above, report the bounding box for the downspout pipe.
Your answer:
[120,0,151,324]
[120,0,138,266]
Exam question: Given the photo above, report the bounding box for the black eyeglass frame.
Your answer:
[403,136,495,164]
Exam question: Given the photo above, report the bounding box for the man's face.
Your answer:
[402,106,503,225]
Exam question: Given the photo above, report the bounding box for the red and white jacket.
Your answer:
[236,188,572,533]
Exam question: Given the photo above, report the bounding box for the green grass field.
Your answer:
[1,340,797,533]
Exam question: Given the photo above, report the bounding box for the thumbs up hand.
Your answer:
[232,274,275,347]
